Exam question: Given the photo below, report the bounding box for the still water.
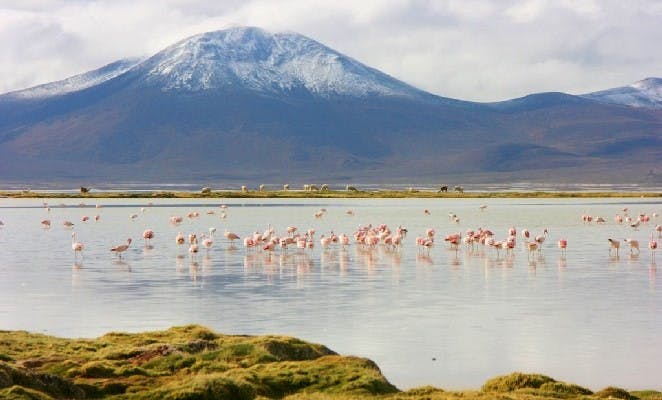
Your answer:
[0,197,660,390]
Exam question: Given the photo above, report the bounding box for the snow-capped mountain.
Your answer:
[581,77,662,108]
[5,58,141,99]
[0,27,660,184]
[129,27,431,99]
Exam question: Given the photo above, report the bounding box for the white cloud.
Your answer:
[0,0,659,101]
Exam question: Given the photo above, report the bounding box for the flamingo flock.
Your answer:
[1,200,659,270]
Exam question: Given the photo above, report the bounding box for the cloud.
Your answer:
[0,0,660,101]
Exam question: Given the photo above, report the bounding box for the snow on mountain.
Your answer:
[136,27,429,98]
[581,77,662,108]
[4,58,142,99]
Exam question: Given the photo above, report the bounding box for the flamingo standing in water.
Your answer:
[224,229,240,245]
[111,238,132,259]
[557,239,567,257]
[624,238,640,255]
[41,219,51,229]
[143,229,154,244]
[71,232,84,259]
[649,234,658,259]
[202,233,213,252]
[608,239,620,256]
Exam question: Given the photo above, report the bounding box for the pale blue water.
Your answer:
[0,197,660,390]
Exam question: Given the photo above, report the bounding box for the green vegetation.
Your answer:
[0,326,660,400]
[1,189,660,199]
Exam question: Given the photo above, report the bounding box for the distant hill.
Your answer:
[0,27,660,185]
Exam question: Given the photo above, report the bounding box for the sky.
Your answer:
[0,0,660,102]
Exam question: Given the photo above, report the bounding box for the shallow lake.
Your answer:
[0,197,660,390]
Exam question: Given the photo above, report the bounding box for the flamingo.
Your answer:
[63,220,74,228]
[143,229,154,243]
[81,216,89,222]
[202,234,213,252]
[111,238,132,259]
[535,229,548,247]
[176,232,185,246]
[479,205,487,211]
[94,215,100,222]
[424,209,431,215]
[649,234,658,258]
[557,239,567,257]
[41,219,51,229]
[320,235,332,248]
[71,232,84,259]
[624,238,640,254]
[521,229,530,241]
[224,229,240,244]
[188,241,199,256]
[527,242,538,259]
[608,239,620,256]
[656,224,662,238]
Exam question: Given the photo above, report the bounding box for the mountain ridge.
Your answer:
[0,27,660,184]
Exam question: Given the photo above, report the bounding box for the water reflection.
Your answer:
[0,197,660,391]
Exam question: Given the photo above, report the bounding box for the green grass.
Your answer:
[0,327,660,400]
[1,189,660,199]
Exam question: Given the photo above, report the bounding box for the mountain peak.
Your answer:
[581,77,662,108]
[136,26,429,98]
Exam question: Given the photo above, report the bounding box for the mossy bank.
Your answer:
[1,326,660,400]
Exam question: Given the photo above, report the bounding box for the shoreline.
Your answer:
[0,325,659,400]
[1,189,661,199]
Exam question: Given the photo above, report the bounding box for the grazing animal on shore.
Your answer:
[438,186,448,193]
[241,186,248,193]
[454,186,464,193]
[283,184,289,190]
[346,185,358,192]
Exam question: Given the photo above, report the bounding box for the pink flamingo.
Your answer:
[176,232,185,246]
[557,239,567,257]
[527,242,538,259]
[320,235,332,248]
[143,229,154,243]
[535,229,548,247]
[71,232,84,259]
[202,234,213,252]
[81,216,89,222]
[41,219,51,229]
[649,234,658,258]
[94,215,100,222]
[521,229,530,241]
[111,238,132,259]
[656,224,662,238]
